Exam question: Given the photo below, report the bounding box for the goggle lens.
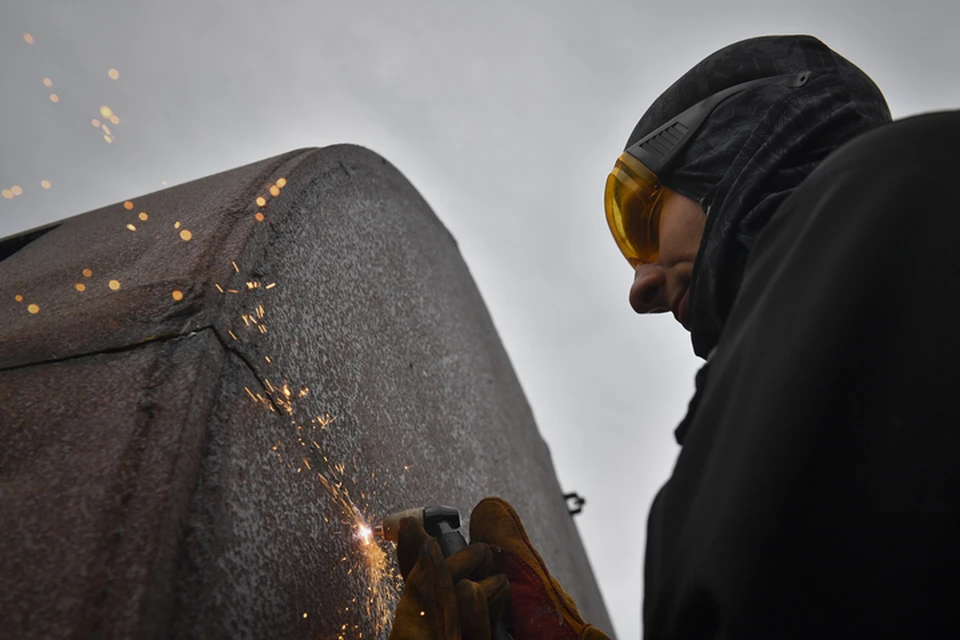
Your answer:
[604,153,665,267]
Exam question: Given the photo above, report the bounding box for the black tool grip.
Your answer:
[434,529,512,640]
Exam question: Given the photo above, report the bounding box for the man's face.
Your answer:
[628,189,706,330]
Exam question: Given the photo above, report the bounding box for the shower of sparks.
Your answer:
[2,190,12,199]
[108,68,120,80]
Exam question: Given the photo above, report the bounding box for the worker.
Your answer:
[388,34,960,638]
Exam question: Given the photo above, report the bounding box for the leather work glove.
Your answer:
[470,497,611,640]
[389,516,510,640]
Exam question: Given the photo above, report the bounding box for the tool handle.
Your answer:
[435,530,513,640]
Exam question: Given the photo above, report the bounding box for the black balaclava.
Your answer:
[626,35,891,358]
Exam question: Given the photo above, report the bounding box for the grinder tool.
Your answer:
[375,505,512,639]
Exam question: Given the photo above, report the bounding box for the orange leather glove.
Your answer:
[389,516,510,640]
[470,497,611,640]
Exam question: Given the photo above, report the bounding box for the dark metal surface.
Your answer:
[0,146,614,638]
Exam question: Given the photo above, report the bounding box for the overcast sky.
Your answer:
[3,1,959,637]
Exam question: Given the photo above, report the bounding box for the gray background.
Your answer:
[2,1,958,637]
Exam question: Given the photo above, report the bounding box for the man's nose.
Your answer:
[629,263,668,314]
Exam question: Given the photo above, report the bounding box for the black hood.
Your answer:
[626,35,891,357]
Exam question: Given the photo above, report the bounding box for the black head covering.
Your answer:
[626,35,891,357]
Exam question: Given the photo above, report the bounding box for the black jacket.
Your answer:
[643,110,960,638]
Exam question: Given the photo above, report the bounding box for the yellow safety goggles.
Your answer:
[604,152,666,267]
[604,70,812,267]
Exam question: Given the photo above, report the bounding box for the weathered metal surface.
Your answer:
[0,146,613,638]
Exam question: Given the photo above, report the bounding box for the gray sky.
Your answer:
[3,1,959,637]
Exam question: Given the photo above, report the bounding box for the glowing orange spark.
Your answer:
[27,304,39,314]
[41,180,51,189]
[172,290,183,301]
[228,330,238,341]
[232,261,239,273]
[49,93,59,103]
[104,135,113,144]
[82,268,92,277]
[100,105,113,119]
[123,201,134,210]
[11,186,23,196]
[14,295,23,302]
[255,212,265,222]
[102,124,112,135]
[24,33,34,44]
[138,212,148,221]
[108,68,119,80]
[215,283,224,293]
[110,114,120,125]
[277,177,287,188]
[174,221,181,229]
[180,229,192,241]
[126,224,136,232]
[256,196,266,207]
[92,119,101,127]
[1,190,12,199]
[42,78,52,88]
[269,185,280,196]
[75,283,86,292]
[108,280,121,291]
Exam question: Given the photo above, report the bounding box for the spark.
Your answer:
[24,33,34,44]
[180,229,192,241]
[41,180,51,189]
[2,190,12,199]
[139,212,148,221]
[215,283,224,293]
[256,196,266,207]
[174,221,181,229]
[110,114,120,125]
[172,290,183,301]
[108,68,119,80]
[11,186,23,196]
[27,304,39,314]
[14,295,23,302]
[124,201,134,210]
[104,135,113,144]
[255,212,265,222]
[92,119,101,127]
[82,268,92,277]
[269,185,280,196]
[102,124,112,135]
[303,613,308,619]
[265,355,272,363]
[277,177,287,188]
[49,94,59,103]
[108,279,121,291]
[266,282,276,289]
[43,78,52,88]
[228,330,238,341]
[232,261,239,273]
[126,224,136,232]
[100,106,113,119]
[75,283,86,292]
